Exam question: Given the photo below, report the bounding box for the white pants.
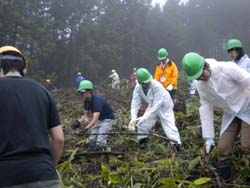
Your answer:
[137,108,181,144]
[89,119,113,147]
[112,80,120,90]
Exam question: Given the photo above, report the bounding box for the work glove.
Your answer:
[128,118,137,131]
[167,84,173,91]
[205,138,215,154]
[189,88,196,95]
[81,127,89,134]
[71,120,81,129]
[136,116,146,127]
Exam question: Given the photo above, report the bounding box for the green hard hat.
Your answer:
[182,52,205,81]
[157,48,168,61]
[136,68,153,83]
[78,80,93,92]
[226,39,243,51]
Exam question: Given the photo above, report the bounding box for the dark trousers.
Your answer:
[218,117,250,162]
[168,89,176,101]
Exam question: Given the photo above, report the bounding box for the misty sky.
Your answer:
[151,0,188,6]
[151,0,167,7]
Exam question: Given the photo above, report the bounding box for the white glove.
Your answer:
[136,116,146,127]
[128,118,137,131]
[205,138,215,154]
[190,88,196,95]
[167,84,173,91]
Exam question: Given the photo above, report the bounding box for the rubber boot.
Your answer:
[172,144,183,153]
[139,138,148,145]
[87,142,96,151]
[216,164,232,181]
[139,138,148,149]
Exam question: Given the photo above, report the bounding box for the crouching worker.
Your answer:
[72,80,114,150]
[128,68,181,149]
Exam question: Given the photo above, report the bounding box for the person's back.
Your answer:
[0,46,64,188]
[0,77,59,187]
[197,59,250,115]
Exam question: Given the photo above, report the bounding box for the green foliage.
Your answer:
[53,88,250,187]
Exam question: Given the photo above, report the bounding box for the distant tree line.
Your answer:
[0,0,249,86]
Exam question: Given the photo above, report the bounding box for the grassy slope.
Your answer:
[54,88,250,188]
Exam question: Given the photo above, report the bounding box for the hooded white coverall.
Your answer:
[131,79,181,144]
[109,72,120,89]
[197,59,250,140]
[235,54,250,73]
[189,80,198,95]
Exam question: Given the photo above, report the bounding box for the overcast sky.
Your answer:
[151,0,188,7]
[151,0,167,7]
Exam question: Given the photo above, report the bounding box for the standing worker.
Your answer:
[76,71,85,87]
[226,39,250,72]
[182,52,250,181]
[128,68,181,149]
[154,48,179,100]
[108,69,120,90]
[71,80,114,150]
[0,46,64,187]
[130,67,137,89]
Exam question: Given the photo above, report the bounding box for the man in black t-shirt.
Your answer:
[0,46,64,188]
[72,80,114,149]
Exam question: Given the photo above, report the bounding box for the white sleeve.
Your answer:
[226,63,250,90]
[131,85,142,119]
[198,88,215,139]
[109,73,114,78]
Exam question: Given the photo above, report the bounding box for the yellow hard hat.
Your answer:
[0,46,26,68]
[77,72,81,75]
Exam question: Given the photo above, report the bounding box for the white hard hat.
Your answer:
[111,69,116,73]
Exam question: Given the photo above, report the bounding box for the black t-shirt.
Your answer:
[0,76,61,187]
[84,95,114,120]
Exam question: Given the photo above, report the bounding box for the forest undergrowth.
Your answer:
[54,88,250,188]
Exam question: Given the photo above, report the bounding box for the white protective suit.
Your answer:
[189,80,198,95]
[131,79,181,144]
[235,54,250,73]
[109,71,120,89]
[197,59,250,140]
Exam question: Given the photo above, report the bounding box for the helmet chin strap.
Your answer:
[161,58,169,68]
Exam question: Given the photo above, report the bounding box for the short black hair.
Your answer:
[0,52,25,76]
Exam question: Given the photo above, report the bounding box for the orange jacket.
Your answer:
[154,61,179,90]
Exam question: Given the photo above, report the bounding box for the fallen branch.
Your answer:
[77,131,178,144]
[63,151,126,160]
